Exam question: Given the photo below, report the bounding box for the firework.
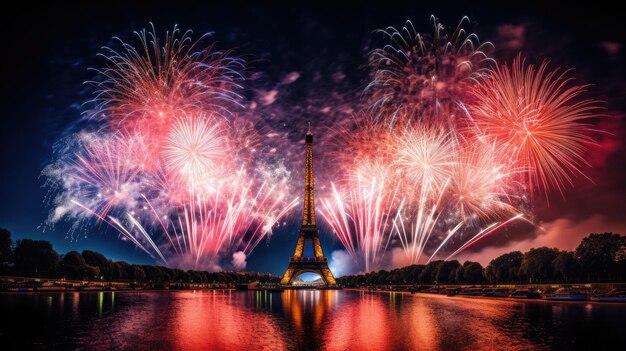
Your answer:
[366,15,494,126]
[107,172,298,269]
[319,160,400,272]
[391,179,455,265]
[449,142,519,221]
[89,23,244,122]
[469,56,600,196]
[86,23,244,169]
[321,109,526,270]
[393,124,457,193]
[162,114,230,189]
[390,130,522,266]
[52,132,144,220]
[321,17,600,271]
[45,25,295,271]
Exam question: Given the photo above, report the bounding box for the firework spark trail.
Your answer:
[69,199,163,263]
[320,184,356,258]
[140,194,181,256]
[319,161,400,272]
[240,184,299,255]
[444,213,525,261]
[391,179,457,265]
[69,135,139,217]
[426,222,464,264]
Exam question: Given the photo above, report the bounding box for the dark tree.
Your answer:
[131,265,146,282]
[110,262,123,280]
[117,261,133,280]
[199,271,210,283]
[84,265,100,279]
[616,260,626,281]
[521,247,559,283]
[389,269,402,284]
[0,228,12,271]
[143,265,166,283]
[13,239,60,277]
[576,232,626,280]
[178,270,190,282]
[552,251,578,282]
[82,250,112,279]
[419,260,443,284]
[60,251,87,279]
[407,264,426,284]
[462,261,484,283]
[486,251,523,283]
[435,260,460,284]
[374,270,389,285]
[454,265,465,283]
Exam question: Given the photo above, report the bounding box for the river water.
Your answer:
[1,289,624,350]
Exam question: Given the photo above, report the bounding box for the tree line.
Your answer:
[0,228,277,284]
[338,233,626,287]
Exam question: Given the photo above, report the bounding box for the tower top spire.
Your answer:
[302,125,315,226]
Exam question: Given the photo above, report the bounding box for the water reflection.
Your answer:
[98,292,103,317]
[171,290,289,350]
[1,290,625,350]
[281,290,339,349]
[325,291,392,350]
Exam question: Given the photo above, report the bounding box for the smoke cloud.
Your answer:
[456,214,626,266]
[329,250,359,277]
[231,251,247,270]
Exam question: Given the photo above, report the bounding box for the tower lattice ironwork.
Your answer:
[280,126,337,286]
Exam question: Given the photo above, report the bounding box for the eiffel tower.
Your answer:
[280,125,337,286]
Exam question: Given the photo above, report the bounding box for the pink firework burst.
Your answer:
[162,114,230,189]
[469,56,602,196]
[86,24,244,169]
[367,16,494,126]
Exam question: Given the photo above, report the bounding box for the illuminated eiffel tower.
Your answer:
[280,125,337,286]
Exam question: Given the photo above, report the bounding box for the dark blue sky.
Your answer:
[1,1,624,276]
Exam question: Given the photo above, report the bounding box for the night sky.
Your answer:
[1,1,624,276]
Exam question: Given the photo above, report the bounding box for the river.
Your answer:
[1,290,624,350]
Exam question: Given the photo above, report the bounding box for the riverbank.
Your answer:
[0,276,340,293]
[346,282,626,302]
[3,275,623,301]
[0,275,234,292]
